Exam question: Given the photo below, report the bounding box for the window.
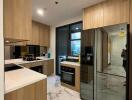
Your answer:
[71,32,81,56]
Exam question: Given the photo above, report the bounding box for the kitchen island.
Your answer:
[4,57,53,100]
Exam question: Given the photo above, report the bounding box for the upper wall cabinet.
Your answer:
[83,3,104,30]
[29,21,40,45]
[29,21,50,47]
[4,0,32,40]
[39,23,50,47]
[83,0,130,30]
[103,0,129,26]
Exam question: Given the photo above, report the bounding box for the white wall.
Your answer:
[50,16,82,74]
[0,0,4,99]
[111,35,126,66]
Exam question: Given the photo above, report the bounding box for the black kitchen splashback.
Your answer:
[27,45,40,57]
[13,45,40,58]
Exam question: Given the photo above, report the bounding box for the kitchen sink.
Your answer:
[5,64,23,72]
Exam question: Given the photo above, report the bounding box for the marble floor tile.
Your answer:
[47,73,126,100]
[96,73,126,100]
[47,76,81,100]
[104,65,126,77]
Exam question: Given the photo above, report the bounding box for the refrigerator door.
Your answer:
[81,29,95,100]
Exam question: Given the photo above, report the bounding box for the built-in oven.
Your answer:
[61,66,75,86]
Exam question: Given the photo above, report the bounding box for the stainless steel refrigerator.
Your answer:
[80,23,129,100]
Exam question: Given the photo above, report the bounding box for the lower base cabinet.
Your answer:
[20,59,54,76]
[5,80,47,100]
[43,59,54,76]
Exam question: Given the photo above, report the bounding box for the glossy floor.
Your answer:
[104,65,126,77]
[96,73,126,100]
[48,73,126,100]
[47,76,81,100]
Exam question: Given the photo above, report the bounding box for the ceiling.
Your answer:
[32,0,104,25]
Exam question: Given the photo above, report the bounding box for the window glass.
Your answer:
[71,40,81,56]
[71,32,81,40]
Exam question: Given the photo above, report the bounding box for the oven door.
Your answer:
[61,70,75,86]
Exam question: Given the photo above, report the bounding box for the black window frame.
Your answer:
[69,22,82,57]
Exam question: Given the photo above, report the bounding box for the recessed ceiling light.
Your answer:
[37,8,44,16]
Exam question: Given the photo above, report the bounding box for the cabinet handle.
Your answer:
[61,71,74,75]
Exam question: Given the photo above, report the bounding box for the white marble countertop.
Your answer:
[37,56,54,60]
[5,56,54,65]
[4,56,52,94]
[60,61,80,67]
[5,67,47,94]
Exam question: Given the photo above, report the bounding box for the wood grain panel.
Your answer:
[4,0,32,40]
[83,3,103,30]
[61,63,80,92]
[44,59,54,76]
[103,0,129,26]
[83,0,129,30]
[35,79,47,100]
[5,80,47,100]
[31,21,40,45]
[39,23,50,47]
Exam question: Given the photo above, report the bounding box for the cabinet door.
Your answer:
[103,0,129,26]
[44,60,54,76]
[83,3,103,30]
[4,0,32,40]
[31,21,40,45]
[5,80,47,100]
[39,24,50,47]
[35,79,47,100]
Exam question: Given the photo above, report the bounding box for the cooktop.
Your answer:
[5,64,23,72]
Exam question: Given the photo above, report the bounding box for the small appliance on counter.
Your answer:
[22,54,36,61]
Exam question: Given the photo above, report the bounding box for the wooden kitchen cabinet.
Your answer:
[83,0,130,30]
[5,80,47,100]
[60,63,80,92]
[20,59,54,76]
[28,21,50,47]
[4,0,32,40]
[83,3,104,30]
[28,21,40,45]
[39,23,50,47]
[103,0,129,26]
[43,59,54,76]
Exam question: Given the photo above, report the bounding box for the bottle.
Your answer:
[47,51,51,58]
[78,55,80,64]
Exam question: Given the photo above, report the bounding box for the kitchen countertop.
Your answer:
[5,67,47,94]
[60,61,80,67]
[4,56,52,94]
[5,56,54,65]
